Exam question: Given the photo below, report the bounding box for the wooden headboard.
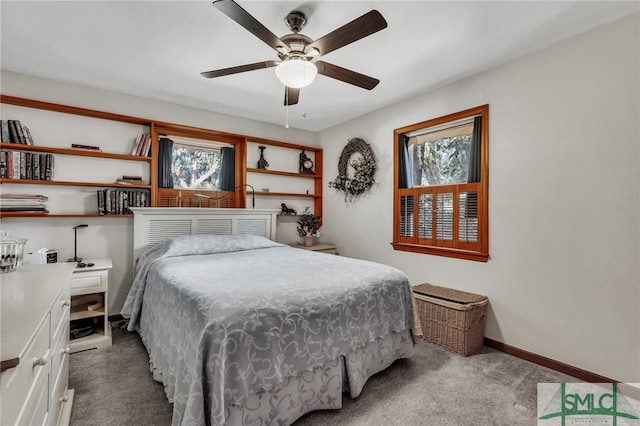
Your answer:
[130,207,279,260]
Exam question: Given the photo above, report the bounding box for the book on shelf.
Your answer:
[132,133,151,157]
[45,153,54,180]
[0,121,35,145]
[0,206,49,213]
[131,134,142,155]
[7,120,23,144]
[22,125,34,145]
[0,150,5,178]
[15,121,27,145]
[0,149,54,180]
[139,134,148,156]
[20,152,26,179]
[39,154,46,180]
[70,143,102,152]
[1,121,11,143]
[1,193,49,214]
[25,152,32,180]
[12,151,19,177]
[97,189,105,215]
[116,179,146,185]
[142,134,151,156]
[97,188,149,215]
[116,174,143,184]
[0,193,48,200]
[117,175,144,184]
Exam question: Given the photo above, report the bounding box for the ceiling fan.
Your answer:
[201,0,387,106]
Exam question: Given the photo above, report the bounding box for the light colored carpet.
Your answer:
[69,326,579,425]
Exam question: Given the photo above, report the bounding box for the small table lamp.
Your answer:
[68,224,88,263]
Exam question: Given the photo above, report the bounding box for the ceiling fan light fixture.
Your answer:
[275,58,317,89]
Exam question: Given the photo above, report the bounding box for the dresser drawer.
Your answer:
[70,270,108,295]
[18,362,50,426]
[51,284,71,340]
[50,322,69,393]
[49,346,70,426]
[1,314,51,426]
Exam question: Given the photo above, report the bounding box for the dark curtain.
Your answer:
[465,116,482,218]
[398,135,413,188]
[218,146,235,191]
[158,137,174,188]
[467,116,482,183]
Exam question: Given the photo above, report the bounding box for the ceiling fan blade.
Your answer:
[315,61,379,90]
[213,0,290,54]
[201,60,279,78]
[305,10,387,57]
[284,87,300,106]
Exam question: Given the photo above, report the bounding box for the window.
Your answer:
[393,105,489,262]
[154,124,245,208]
[170,140,226,190]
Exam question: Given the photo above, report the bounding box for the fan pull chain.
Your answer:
[285,87,290,129]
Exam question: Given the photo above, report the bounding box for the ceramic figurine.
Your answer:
[257,145,269,169]
[280,203,296,215]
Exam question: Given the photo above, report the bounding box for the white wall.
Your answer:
[318,14,639,382]
[0,72,318,313]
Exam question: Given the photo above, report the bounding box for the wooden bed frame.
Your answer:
[129,207,279,260]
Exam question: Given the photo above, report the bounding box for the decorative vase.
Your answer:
[0,232,27,273]
[303,236,315,247]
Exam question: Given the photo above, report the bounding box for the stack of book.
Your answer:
[1,120,34,145]
[131,134,151,157]
[0,193,49,214]
[115,175,144,185]
[0,150,55,180]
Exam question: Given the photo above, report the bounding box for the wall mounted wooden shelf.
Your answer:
[0,142,152,162]
[247,168,320,179]
[0,212,134,218]
[254,191,320,198]
[1,95,323,219]
[0,179,151,189]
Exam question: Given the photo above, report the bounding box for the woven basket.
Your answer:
[413,283,488,356]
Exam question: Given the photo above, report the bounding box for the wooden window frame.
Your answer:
[152,123,246,208]
[393,105,489,262]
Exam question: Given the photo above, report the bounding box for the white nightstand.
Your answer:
[290,243,338,255]
[68,258,112,353]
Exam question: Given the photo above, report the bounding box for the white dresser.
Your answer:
[1,263,76,426]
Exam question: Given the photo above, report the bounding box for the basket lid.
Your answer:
[412,283,486,304]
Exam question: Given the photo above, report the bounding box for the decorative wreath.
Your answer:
[328,137,377,202]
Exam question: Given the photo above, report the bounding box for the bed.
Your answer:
[121,208,414,425]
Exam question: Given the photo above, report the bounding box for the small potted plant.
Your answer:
[296,207,321,247]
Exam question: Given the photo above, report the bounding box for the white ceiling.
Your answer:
[1,1,638,132]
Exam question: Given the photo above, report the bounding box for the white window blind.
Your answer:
[406,119,475,146]
[168,135,231,151]
[459,191,478,243]
[400,195,414,237]
[436,193,454,241]
[418,193,433,239]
